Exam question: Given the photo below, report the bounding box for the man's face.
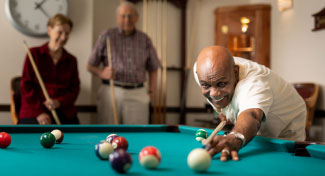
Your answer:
[197,61,238,109]
[117,5,138,35]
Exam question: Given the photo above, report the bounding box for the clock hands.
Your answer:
[35,0,47,10]
[34,0,50,18]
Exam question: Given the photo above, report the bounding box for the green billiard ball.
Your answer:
[40,132,56,148]
[195,129,208,142]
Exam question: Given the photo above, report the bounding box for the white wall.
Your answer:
[249,0,325,109]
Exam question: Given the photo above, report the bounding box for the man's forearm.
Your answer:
[232,108,263,146]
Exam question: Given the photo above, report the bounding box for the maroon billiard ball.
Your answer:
[0,132,11,148]
[109,149,132,173]
[106,134,118,144]
[111,136,128,150]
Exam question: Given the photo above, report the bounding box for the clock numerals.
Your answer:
[34,24,40,31]
[5,0,68,37]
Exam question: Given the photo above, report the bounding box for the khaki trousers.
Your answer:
[97,84,150,124]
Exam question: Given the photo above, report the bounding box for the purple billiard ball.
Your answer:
[106,134,118,144]
[109,149,132,173]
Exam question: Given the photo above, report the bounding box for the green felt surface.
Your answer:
[0,125,324,176]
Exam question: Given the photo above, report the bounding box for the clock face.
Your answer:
[5,0,68,37]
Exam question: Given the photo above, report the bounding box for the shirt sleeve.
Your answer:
[20,50,46,117]
[236,76,273,118]
[145,36,161,71]
[56,57,80,107]
[88,31,107,66]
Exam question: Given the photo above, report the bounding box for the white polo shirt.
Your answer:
[194,57,306,141]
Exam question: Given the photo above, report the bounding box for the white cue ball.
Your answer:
[187,148,211,172]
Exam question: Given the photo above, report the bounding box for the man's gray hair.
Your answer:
[116,1,139,16]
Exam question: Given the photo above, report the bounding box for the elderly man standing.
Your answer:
[194,46,306,161]
[88,1,160,124]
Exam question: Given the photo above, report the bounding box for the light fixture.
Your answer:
[241,17,250,33]
[277,0,293,12]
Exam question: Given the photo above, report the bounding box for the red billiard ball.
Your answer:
[139,146,161,169]
[106,134,118,144]
[109,149,132,173]
[111,136,128,150]
[0,132,11,148]
[51,129,64,144]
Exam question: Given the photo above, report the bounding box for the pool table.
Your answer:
[0,125,324,176]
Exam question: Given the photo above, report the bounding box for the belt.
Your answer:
[102,80,144,89]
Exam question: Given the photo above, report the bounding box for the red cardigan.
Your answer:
[20,43,80,119]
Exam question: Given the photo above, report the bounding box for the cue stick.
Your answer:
[161,0,168,123]
[106,37,119,125]
[203,120,226,146]
[23,41,61,125]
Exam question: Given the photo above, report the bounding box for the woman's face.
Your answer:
[48,23,71,49]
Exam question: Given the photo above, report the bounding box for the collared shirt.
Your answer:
[20,43,80,119]
[88,27,161,84]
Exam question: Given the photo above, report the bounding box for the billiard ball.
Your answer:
[187,148,211,172]
[106,134,118,144]
[109,149,132,173]
[195,129,208,142]
[95,141,114,160]
[51,129,64,144]
[111,136,128,150]
[139,146,161,169]
[40,132,56,148]
[0,132,11,148]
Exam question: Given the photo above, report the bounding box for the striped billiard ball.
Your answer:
[195,129,208,142]
[109,149,132,173]
[139,146,161,169]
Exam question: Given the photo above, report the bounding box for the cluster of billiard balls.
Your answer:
[95,134,161,173]
[40,129,64,148]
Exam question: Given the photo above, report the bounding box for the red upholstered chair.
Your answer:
[10,76,21,125]
[293,83,319,138]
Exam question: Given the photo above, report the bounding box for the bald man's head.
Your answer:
[196,46,239,109]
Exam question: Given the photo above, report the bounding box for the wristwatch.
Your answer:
[229,132,246,147]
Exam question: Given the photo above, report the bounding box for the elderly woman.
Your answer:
[20,14,80,124]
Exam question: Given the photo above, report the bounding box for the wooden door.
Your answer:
[215,4,271,67]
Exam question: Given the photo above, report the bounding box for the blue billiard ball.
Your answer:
[109,149,132,173]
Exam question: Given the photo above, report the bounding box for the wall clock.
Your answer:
[5,0,69,37]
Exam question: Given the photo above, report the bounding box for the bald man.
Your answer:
[194,46,306,161]
[88,1,160,124]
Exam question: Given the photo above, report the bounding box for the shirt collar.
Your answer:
[117,27,137,36]
[39,42,68,62]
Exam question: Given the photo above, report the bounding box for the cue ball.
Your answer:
[106,134,118,144]
[51,129,64,144]
[40,132,56,148]
[109,149,132,173]
[95,141,114,160]
[0,132,11,148]
[195,129,208,142]
[187,148,211,172]
[111,136,128,150]
[139,146,161,169]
